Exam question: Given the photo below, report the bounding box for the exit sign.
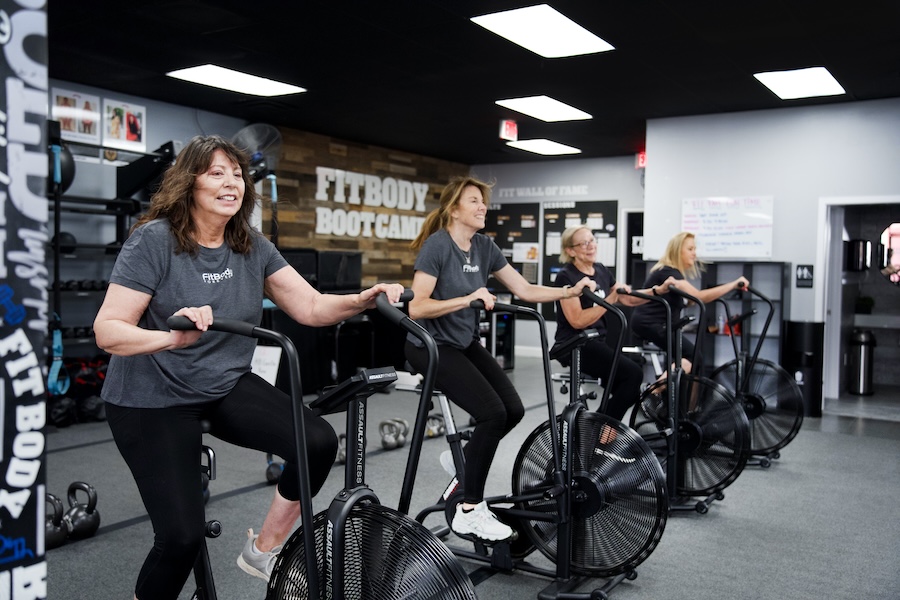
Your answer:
[499,119,518,142]
[635,150,647,169]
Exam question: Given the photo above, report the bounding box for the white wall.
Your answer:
[472,155,645,210]
[643,98,900,321]
[475,99,900,351]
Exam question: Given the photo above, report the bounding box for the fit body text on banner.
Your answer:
[0,2,50,598]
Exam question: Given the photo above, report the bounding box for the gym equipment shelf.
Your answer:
[47,122,177,357]
[697,261,791,376]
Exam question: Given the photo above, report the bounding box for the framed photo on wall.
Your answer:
[102,98,146,153]
[51,87,101,145]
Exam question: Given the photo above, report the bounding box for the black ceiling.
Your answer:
[47,1,900,165]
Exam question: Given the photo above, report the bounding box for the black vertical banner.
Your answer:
[0,2,50,598]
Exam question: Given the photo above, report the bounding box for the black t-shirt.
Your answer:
[554,261,616,344]
[630,265,686,331]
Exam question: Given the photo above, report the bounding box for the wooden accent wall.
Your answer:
[261,127,469,287]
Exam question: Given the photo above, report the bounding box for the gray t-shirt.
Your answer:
[101,219,288,408]
[410,229,508,350]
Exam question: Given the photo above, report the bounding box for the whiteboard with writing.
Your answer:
[681,196,774,258]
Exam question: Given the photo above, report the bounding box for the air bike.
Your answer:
[379,289,668,599]
[624,284,751,514]
[709,283,804,467]
[169,292,478,600]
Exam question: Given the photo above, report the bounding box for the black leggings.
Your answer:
[405,340,524,504]
[106,372,338,600]
[631,321,700,372]
[559,337,644,421]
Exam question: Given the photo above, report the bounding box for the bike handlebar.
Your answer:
[167,315,258,338]
[469,299,529,314]
[619,287,651,301]
[374,288,415,326]
[666,283,700,304]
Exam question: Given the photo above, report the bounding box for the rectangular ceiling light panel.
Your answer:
[472,4,614,58]
[496,95,592,122]
[166,64,307,97]
[506,138,582,155]
[753,66,845,100]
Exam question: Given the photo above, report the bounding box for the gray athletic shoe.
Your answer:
[237,528,282,582]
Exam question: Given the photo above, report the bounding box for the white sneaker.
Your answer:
[451,501,513,541]
[237,528,282,582]
[440,450,456,477]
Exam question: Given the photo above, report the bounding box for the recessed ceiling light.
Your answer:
[496,95,591,122]
[166,64,307,97]
[753,66,845,100]
[506,139,582,155]
[471,4,614,58]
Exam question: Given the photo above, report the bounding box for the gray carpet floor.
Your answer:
[44,357,900,600]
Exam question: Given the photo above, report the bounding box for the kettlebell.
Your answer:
[265,453,284,485]
[380,420,401,450]
[45,493,67,550]
[390,418,409,447]
[63,481,100,540]
[426,414,446,438]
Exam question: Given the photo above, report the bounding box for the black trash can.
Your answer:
[782,321,824,417]
[848,329,876,396]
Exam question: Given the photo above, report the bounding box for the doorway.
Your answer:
[820,196,900,421]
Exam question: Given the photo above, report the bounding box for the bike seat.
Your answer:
[549,328,600,362]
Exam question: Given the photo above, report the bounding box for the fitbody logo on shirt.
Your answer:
[463,264,480,273]
[202,268,234,284]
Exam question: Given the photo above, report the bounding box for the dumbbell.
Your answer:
[63,481,100,540]
[265,453,284,484]
[78,280,104,291]
[46,493,68,550]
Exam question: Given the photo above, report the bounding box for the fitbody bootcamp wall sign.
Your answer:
[314,167,428,241]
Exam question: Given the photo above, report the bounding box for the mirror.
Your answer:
[879,223,900,284]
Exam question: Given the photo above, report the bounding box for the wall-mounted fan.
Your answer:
[233,123,282,182]
[233,124,283,245]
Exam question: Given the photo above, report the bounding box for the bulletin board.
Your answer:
[681,196,774,258]
[483,202,540,307]
[541,200,618,317]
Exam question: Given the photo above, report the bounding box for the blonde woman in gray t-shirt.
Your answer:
[405,175,594,542]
